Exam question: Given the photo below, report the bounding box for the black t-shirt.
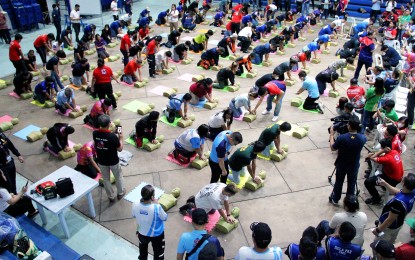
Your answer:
[255,73,274,87]
[74,45,85,61]
[93,130,120,166]
[13,73,33,88]
[174,43,188,55]
[46,56,59,71]
[188,1,199,11]
[135,116,157,141]
[317,69,334,83]
[343,38,359,49]
[380,192,415,229]
[24,55,36,69]
[168,30,181,42]
[72,63,90,77]
[217,68,235,85]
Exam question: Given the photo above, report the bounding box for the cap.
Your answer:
[146,6,150,11]
[251,222,272,243]
[192,208,208,225]
[231,33,238,38]
[198,242,217,260]
[370,240,395,258]
[406,218,415,230]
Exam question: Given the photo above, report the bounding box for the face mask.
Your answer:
[398,123,404,128]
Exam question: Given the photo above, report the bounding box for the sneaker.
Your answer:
[262,110,271,115]
[117,188,126,200]
[328,196,339,206]
[272,116,279,122]
[317,103,324,114]
[365,197,383,205]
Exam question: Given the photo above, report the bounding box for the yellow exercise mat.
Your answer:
[226,172,249,189]
[276,120,300,137]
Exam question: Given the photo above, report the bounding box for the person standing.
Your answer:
[52,4,61,43]
[9,34,26,75]
[372,173,415,244]
[91,59,119,109]
[177,208,225,260]
[261,80,286,122]
[70,4,81,42]
[236,222,283,259]
[168,4,179,33]
[328,118,366,205]
[124,0,132,15]
[0,12,11,44]
[0,132,24,195]
[209,131,243,183]
[146,36,161,78]
[120,30,133,67]
[353,31,375,80]
[132,184,167,260]
[93,115,126,202]
[111,0,119,21]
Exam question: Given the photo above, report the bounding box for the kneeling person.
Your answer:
[133,111,159,148]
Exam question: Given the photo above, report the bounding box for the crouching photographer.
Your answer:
[329,102,360,135]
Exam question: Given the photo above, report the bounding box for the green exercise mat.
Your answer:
[125,137,150,147]
[122,100,150,113]
[159,115,181,127]
[299,104,321,114]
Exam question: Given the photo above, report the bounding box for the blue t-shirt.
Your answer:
[319,25,333,36]
[332,132,367,170]
[34,81,57,94]
[84,25,93,35]
[183,15,193,26]
[256,24,267,33]
[140,9,150,18]
[139,17,150,28]
[354,22,368,33]
[177,230,224,260]
[286,243,326,260]
[158,11,167,19]
[110,21,121,31]
[214,11,224,20]
[242,14,252,24]
[56,88,74,106]
[168,94,185,110]
[210,130,232,163]
[326,237,362,260]
[359,42,375,63]
[302,77,320,98]
[270,80,286,92]
[60,29,71,39]
[306,42,319,52]
[253,43,272,56]
[317,34,330,43]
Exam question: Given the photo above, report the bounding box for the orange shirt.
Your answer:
[124,60,141,75]
[93,66,113,84]
[34,34,48,48]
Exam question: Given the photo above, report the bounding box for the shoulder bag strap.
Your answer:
[185,234,211,259]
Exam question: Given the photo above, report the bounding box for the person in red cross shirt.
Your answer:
[145,36,162,78]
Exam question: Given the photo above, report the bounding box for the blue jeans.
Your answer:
[266,93,284,116]
[262,143,276,157]
[229,101,243,118]
[251,53,262,65]
[360,109,376,133]
[51,71,64,89]
[330,165,359,202]
[302,2,310,16]
[228,167,246,184]
[316,220,335,242]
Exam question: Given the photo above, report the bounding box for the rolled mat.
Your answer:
[329,90,340,98]
[162,68,174,74]
[337,77,347,83]
[292,128,308,139]
[181,59,192,65]
[177,118,193,128]
[21,93,32,100]
[171,188,181,198]
[85,50,95,55]
[69,110,83,118]
[58,149,76,160]
[143,142,161,152]
[282,144,288,152]
[156,135,165,143]
[107,42,117,48]
[80,105,88,112]
[285,79,296,86]
[290,98,303,107]
[226,85,240,92]
[311,58,321,64]
[203,102,217,110]
[298,37,306,42]
[137,105,152,115]
[322,50,331,55]
[158,193,177,211]
[0,122,13,132]
[215,217,239,233]
[300,68,310,74]
[329,41,338,46]
[270,151,287,162]
[40,127,49,134]
[276,50,285,55]
[44,101,55,108]
[244,177,264,191]
[113,119,121,126]
[26,131,43,142]
[59,59,69,65]
[134,81,147,88]
[258,170,267,180]
[108,56,119,62]
[191,156,208,170]
[115,91,122,97]
[30,71,40,76]
[11,118,19,125]
[229,55,237,61]
[346,64,356,71]
[192,74,205,82]
[0,82,6,89]
[246,72,258,78]
[262,61,272,67]
[243,114,256,123]
[287,43,296,48]
[260,38,268,43]
[73,143,82,152]
[163,88,177,97]
[211,66,221,71]
[231,207,240,218]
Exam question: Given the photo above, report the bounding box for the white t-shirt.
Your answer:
[268,4,277,11]
[0,188,11,212]
[235,246,284,260]
[70,10,80,23]
[156,50,166,64]
[168,10,179,23]
[131,202,168,237]
[329,211,367,246]
[385,1,396,12]
[195,183,228,213]
[208,112,225,128]
[238,27,252,38]
[111,1,118,16]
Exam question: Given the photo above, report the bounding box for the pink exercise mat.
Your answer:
[183,210,221,232]
[0,115,13,124]
[165,152,197,168]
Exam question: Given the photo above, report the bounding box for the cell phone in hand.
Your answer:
[25,181,29,187]
[117,126,122,134]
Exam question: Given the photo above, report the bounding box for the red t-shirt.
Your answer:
[189,82,212,98]
[93,66,113,84]
[120,34,131,51]
[231,11,242,23]
[376,149,404,181]
[139,28,149,38]
[391,134,402,154]
[147,40,156,55]
[77,142,96,165]
[264,82,282,95]
[34,34,48,48]
[226,21,232,31]
[9,40,21,61]
[124,60,141,75]
[347,85,366,109]
[297,52,307,62]
[395,242,415,260]
[232,4,243,12]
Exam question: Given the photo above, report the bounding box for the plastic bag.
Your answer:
[0,212,20,248]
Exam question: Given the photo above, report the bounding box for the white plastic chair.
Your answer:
[374,54,383,67]
[393,40,401,50]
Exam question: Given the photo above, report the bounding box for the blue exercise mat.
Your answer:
[16,215,80,260]
[190,99,207,109]
[13,125,41,141]
[124,182,164,203]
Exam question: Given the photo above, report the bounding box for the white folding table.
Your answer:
[26,165,99,238]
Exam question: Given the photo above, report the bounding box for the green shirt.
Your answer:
[228,145,257,171]
[194,34,206,44]
[399,15,411,26]
[258,123,280,146]
[382,108,399,122]
[364,88,383,112]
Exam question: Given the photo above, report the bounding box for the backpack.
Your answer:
[184,234,217,259]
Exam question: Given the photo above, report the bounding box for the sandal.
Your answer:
[28,210,39,218]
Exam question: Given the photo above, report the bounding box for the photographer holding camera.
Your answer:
[329,117,366,206]
[330,102,359,135]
